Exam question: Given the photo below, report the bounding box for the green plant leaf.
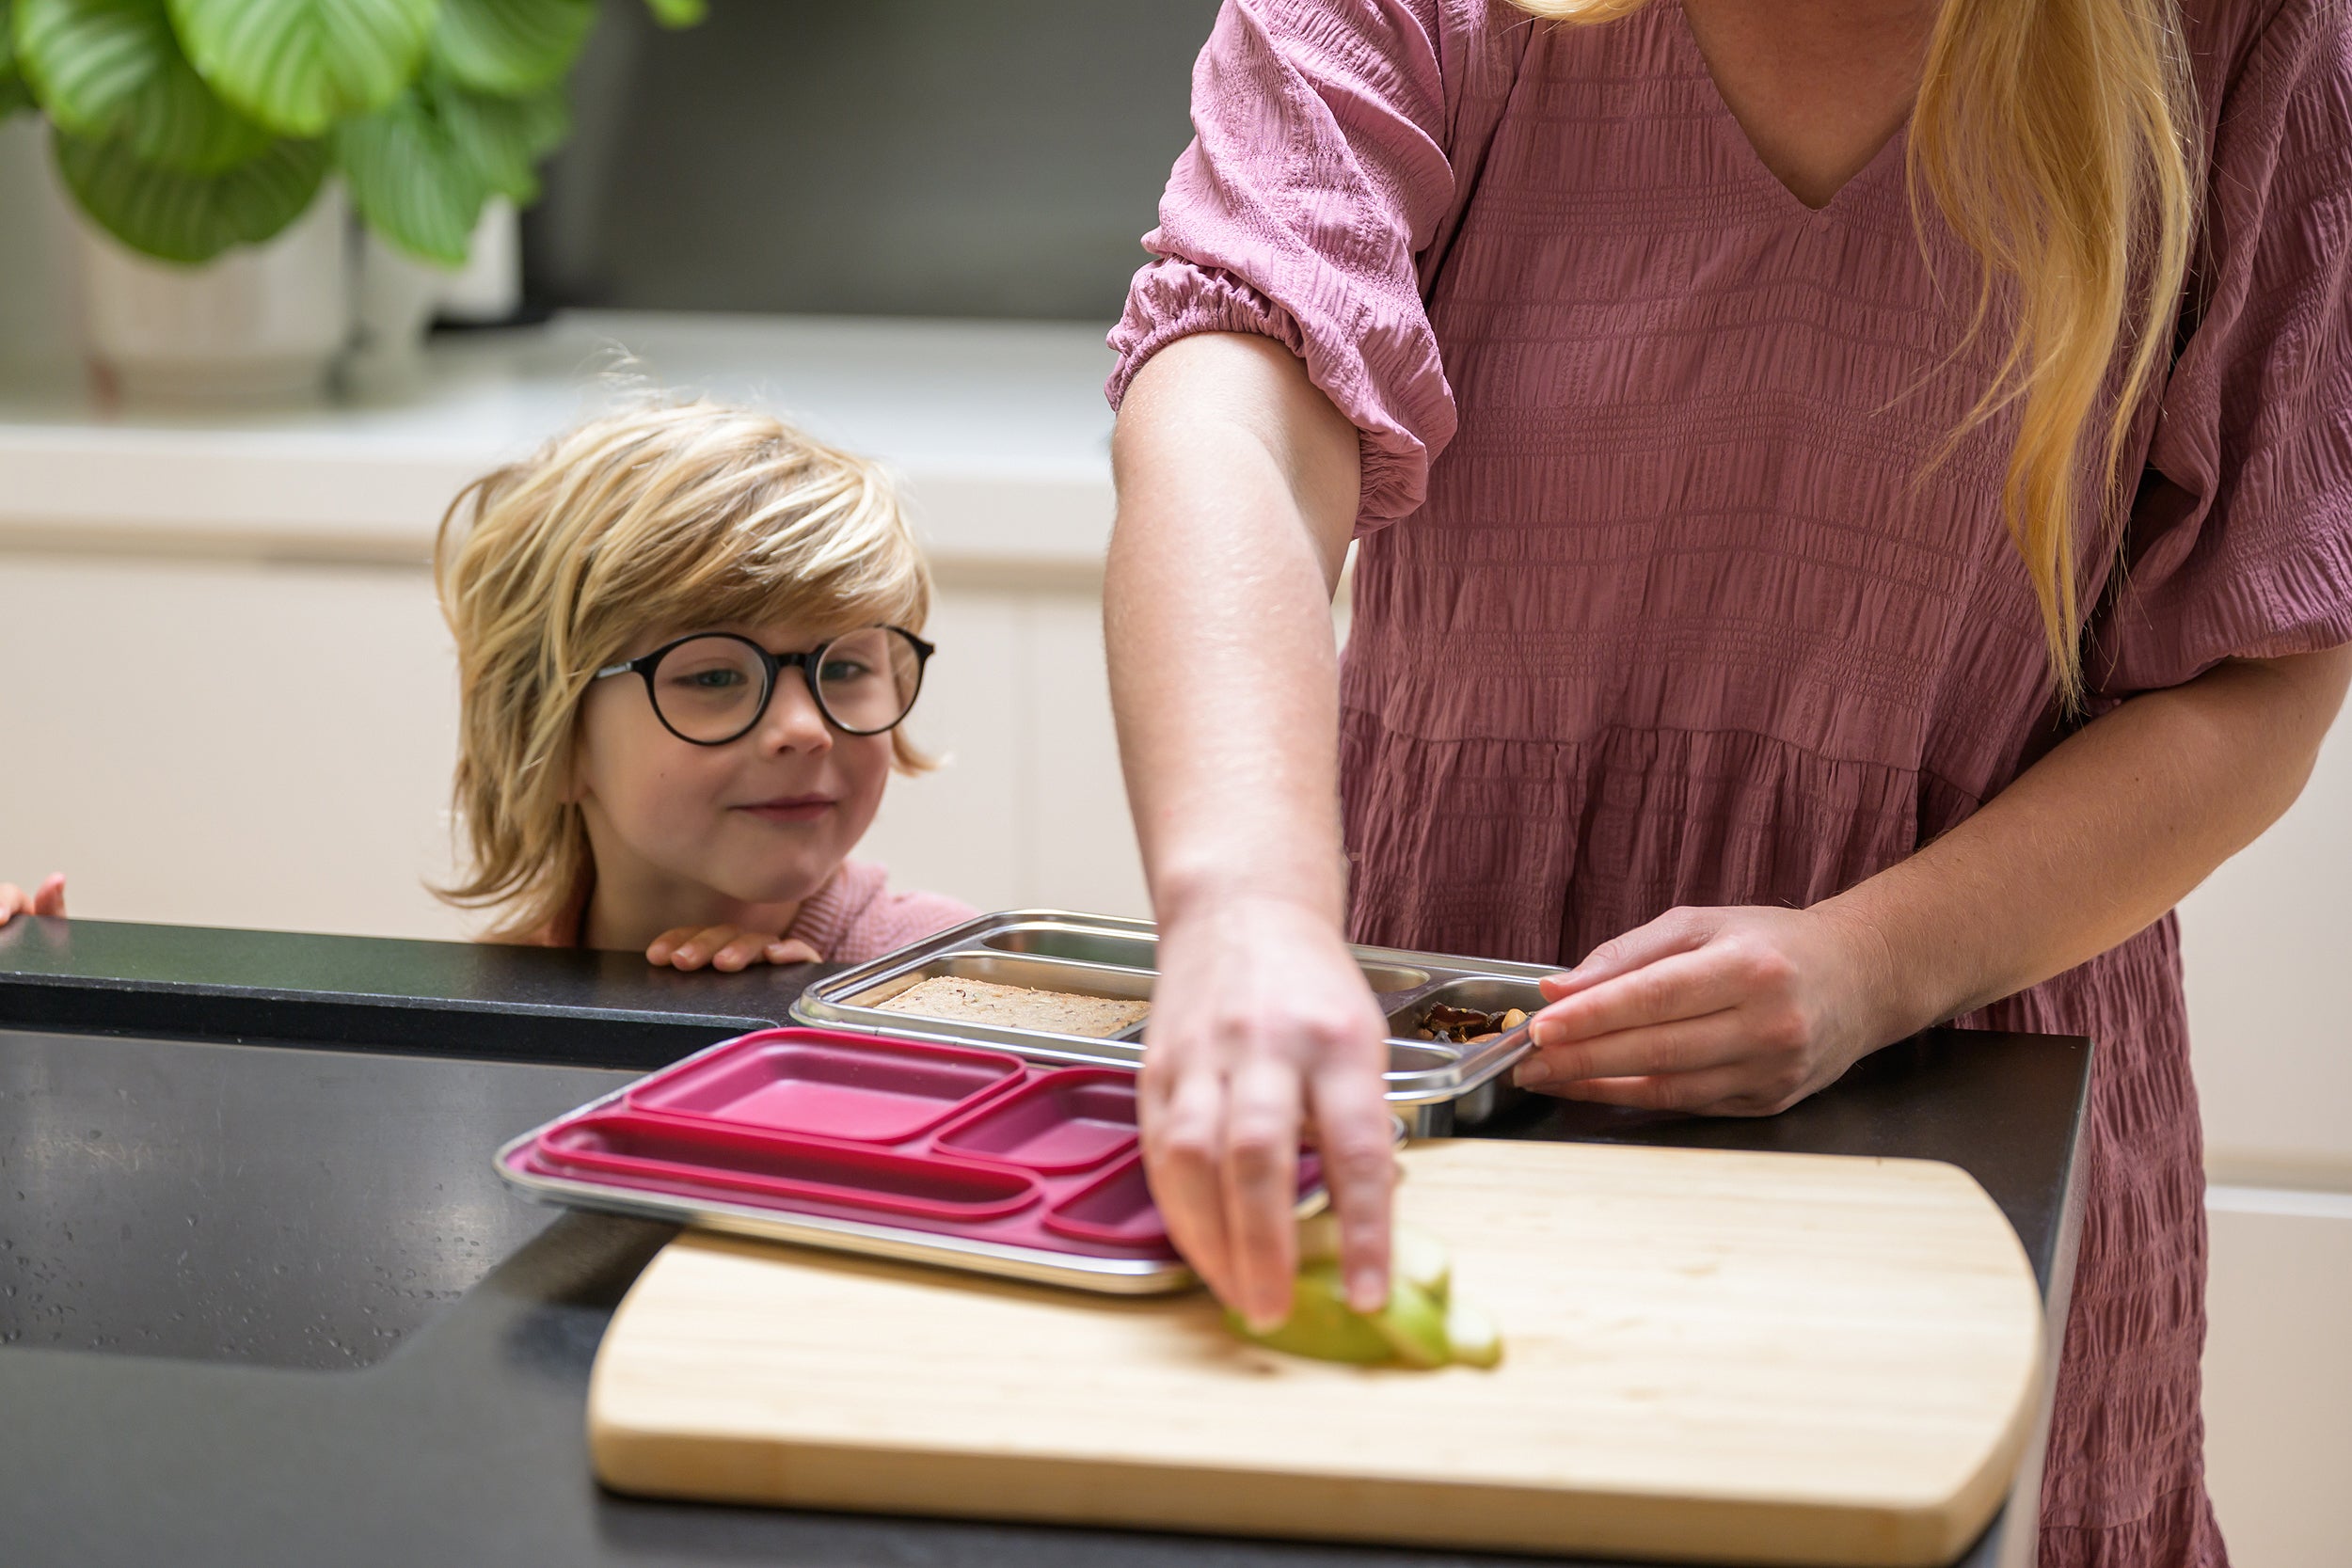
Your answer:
[333,81,483,265]
[167,0,439,137]
[121,51,274,170]
[54,127,326,262]
[436,70,562,201]
[0,0,25,111]
[16,0,269,170]
[642,0,701,27]
[14,0,168,139]
[430,0,588,96]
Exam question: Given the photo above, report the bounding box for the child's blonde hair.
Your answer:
[435,397,934,941]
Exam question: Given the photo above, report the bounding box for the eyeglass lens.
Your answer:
[647,628,923,743]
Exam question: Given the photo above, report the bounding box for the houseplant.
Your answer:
[0,0,703,395]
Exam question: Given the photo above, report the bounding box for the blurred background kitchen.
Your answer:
[0,2,2341,1559]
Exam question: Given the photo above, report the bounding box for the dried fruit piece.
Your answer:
[1444,1301,1504,1369]
[1229,1217,1500,1370]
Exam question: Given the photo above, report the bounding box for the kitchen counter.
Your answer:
[0,917,2088,1568]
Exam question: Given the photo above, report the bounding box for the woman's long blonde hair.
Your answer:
[435,399,934,942]
[1515,0,2199,705]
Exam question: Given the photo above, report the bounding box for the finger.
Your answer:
[1540,907,1717,1001]
[666,926,740,971]
[1531,945,1752,1047]
[1545,1065,1785,1116]
[765,938,822,965]
[1307,1056,1395,1312]
[1140,1060,1236,1307]
[1220,1055,1304,1330]
[1517,1008,1749,1087]
[33,874,64,918]
[709,931,772,972]
[644,927,696,965]
[0,885,25,926]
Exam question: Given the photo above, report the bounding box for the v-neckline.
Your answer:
[1665,0,1915,220]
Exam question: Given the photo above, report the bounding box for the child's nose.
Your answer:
[756,679,834,752]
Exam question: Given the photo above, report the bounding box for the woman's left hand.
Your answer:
[1514,904,1908,1116]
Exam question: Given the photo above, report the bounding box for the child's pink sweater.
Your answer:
[781,859,976,963]
[529,859,973,961]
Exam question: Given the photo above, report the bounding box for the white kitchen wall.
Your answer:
[0,554,1143,936]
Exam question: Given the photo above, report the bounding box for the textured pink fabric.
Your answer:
[782,858,976,964]
[1109,3,2352,1563]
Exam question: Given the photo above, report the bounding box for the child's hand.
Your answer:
[0,874,66,927]
[646,926,821,973]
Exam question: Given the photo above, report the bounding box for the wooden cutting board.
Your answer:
[589,1140,2043,1567]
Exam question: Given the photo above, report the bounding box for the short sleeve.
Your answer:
[2094,1,2352,693]
[1106,0,1462,529]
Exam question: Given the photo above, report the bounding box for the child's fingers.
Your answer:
[766,938,822,966]
[0,884,27,926]
[645,926,698,966]
[651,925,737,970]
[33,874,65,918]
[709,930,772,972]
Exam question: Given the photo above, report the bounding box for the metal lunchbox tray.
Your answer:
[792,910,1555,1122]
[494,1023,1334,1294]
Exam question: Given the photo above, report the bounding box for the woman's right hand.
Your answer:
[1140,895,1396,1329]
[0,874,65,926]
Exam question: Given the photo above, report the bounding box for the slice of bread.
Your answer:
[875,975,1150,1038]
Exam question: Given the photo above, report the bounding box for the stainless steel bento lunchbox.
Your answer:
[792,910,1556,1135]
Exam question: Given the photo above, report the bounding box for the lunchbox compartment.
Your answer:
[627,1032,1025,1143]
[974,924,1432,994]
[537,1113,1042,1221]
[931,1069,1139,1173]
[845,953,1154,1042]
[1041,1154,1167,1245]
[849,952,1153,1011]
[978,924,1160,972]
[1388,976,1549,1039]
[1042,1148,1326,1247]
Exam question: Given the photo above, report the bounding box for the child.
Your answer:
[435,399,975,969]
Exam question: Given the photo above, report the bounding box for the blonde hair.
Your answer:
[435,398,934,941]
[1513,0,2199,706]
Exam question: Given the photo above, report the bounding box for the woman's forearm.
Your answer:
[1104,333,1363,925]
[1827,645,2352,1037]
[1107,334,1403,1323]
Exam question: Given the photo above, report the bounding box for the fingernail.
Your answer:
[1528,1021,1557,1048]
[1244,1309,1286,1335]
[1515,1061,1550,1088]
[1347,1268,1387,1312]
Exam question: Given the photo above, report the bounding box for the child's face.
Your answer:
[571,618,899,916]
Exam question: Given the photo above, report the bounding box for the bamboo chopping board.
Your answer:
[589,1140,2044,1567]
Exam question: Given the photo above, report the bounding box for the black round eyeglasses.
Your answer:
[593,626,935,746]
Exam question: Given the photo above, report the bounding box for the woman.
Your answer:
[1103,0,2351,1561]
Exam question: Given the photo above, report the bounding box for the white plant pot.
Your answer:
[347,226,453,395]
[75,183,352,404]
[0,119,83,375]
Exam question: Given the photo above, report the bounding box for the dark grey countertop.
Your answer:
[0,917,2089,1568]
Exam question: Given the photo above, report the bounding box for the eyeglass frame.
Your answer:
[592,626,936,747]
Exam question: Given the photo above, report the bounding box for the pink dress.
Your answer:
[1108,3,2352,1563]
